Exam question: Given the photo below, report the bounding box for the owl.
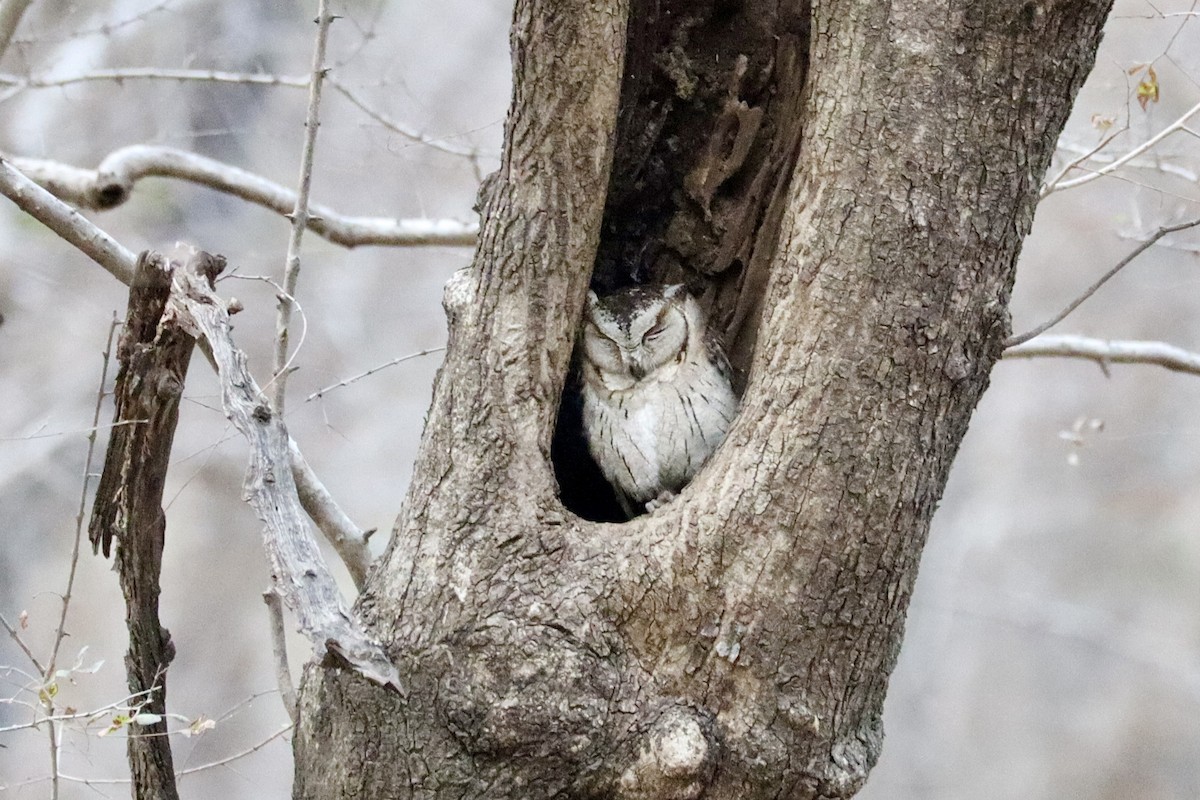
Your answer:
[579,284,737,517]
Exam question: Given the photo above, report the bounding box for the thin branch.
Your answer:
[326,76,484,159]
[262,590,298,725]
[46,716,59,800]
[274,1,335,414]
[0,613,44,674]
[1048,97,1200,194]
[288,439,371,589]
[1041,124,1129,198]
[47,316,120,679]
[5,146,478,247]
[0,67,308,90]
[1003,334,1200,377]
[0,0,34,62]
[306,346,447,402]
[0,157,137,283]
[0,67,490,160]
[8,2,175,46]
[1005,217,1200,347]
[45,724,294,785]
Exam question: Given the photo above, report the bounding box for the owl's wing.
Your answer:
[703,326,734,386]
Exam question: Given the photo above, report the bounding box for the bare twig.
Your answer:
[0,0,34,62]
[46,715,60,800]
[288,439,371,589]
[0,67,308,90]
[0,613,44,674]
[36,316,123,800]
[167,255,400,691]
[1041,124,1128,198]
[0,66,491,161]
[1005,217,1200,347]
[5,146,478,247]
[262,590,298,725]
[1003,334,1200,377]
[274,1,336,414]
[1048,98,1200,194]
[8,2,175,46]
[49,315,120,678]
[38,724,294,786]
[0,157,137,283]
[326,76,485,159]
[306,346,447,402]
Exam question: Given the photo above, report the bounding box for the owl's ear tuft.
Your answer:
[586,290,600,311]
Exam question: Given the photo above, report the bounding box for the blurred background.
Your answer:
[0,1,1197,797]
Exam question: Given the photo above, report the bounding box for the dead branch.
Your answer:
[263,589,299,725]
[289,439,371,589]
[5,146,479,247]
[0,156,136,283]
[1003,334,1200,377]
[165,252,399,690]
[1005,216,1200,347]
[0,66,308,90]
[88,251,193,800]
[1,153,383,587]
[1046,97,1200,194]
[274,1,335,413]
[0,0,33,61]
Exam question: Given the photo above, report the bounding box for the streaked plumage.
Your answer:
[579,285,737,516]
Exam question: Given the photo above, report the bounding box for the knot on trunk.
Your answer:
[617,704,718,800]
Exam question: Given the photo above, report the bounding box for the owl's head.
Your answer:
[582,284,697,388]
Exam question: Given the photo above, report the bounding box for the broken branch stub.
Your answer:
[88,250,190,800]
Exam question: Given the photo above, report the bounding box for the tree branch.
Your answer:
[0,156,137,283]
[1005,216,1200,347]
[1003,334,1200,377]
[0,67,308,90]
[5,146,479,247]
[0,67,487,159]
[274,1,334,413]
[165,252,399,691]
[1046,96,1200,194]
[0,0,33,62]
[326,76,485,159]
[288,438,371,589]
[0,154,378,600]
[263,589,298,725]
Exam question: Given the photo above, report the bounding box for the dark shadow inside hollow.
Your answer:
[552,0,807,521]
[551,368,628,523]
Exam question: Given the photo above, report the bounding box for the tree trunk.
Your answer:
[293,1,1113,798]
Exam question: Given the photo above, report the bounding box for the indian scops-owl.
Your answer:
[579,285,738,516]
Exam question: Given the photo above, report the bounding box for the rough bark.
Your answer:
[89,252,191,800]
[294,1,1114,798]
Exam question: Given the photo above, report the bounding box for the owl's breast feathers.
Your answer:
[581,344,736,506]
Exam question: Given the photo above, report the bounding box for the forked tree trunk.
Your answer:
[293,1,1113,798]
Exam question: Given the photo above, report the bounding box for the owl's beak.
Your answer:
[629,363,646,381]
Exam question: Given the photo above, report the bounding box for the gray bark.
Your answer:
[294,1,1114,798]
[89,252,191,800]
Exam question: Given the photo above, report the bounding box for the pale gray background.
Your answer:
[1,1,1197,797]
